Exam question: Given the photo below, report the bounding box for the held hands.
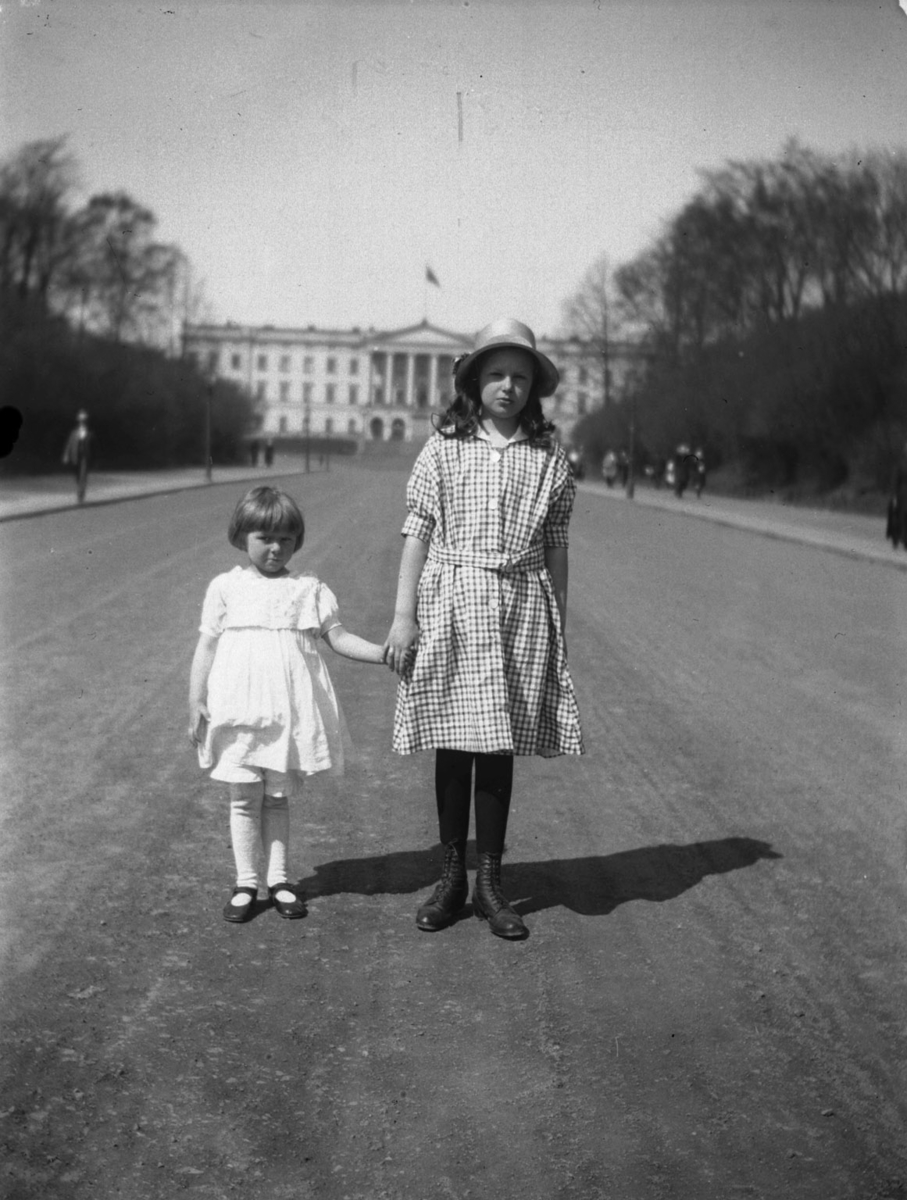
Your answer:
[383,615,419,676]
[188,701,210,747]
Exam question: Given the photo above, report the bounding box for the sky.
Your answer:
[2,0,907,340]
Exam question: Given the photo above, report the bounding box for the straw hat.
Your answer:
[454,318,559,398]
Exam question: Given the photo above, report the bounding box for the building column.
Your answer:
[405,354,414,408]
[429,355,438,408]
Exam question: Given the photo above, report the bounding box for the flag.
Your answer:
[425,265,440,288]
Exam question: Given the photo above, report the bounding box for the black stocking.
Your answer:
[434,748,473,844]
[434,749,514,854]
[474,753,514,855]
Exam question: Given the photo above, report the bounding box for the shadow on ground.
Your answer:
[298,837,781,917]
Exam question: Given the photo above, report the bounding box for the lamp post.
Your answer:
[204,369,214,484]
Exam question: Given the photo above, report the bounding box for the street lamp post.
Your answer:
[204,371,214,484]
[601,340,611,410]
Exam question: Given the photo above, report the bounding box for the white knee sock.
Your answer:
[262,793,290,888]
[229,783,263,889]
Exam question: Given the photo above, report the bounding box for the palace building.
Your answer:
[182,319,637,446]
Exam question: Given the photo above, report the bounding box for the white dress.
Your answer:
[197,566,350,779]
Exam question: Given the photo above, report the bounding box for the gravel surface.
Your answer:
[2,463,906,1199]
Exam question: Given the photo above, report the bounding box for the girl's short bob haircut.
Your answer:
[228,486,305,552]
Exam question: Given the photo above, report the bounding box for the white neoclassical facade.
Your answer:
[182,319,637,446]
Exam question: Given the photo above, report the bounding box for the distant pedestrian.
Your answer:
[693,448,707,498]
[383,318,584,941]
[249,439,260,467]
[566,446,585,479]
[602,449,618,487]
[617,447,629,487]
[188,486,387,923]
[887,443,907,549]
[62,409,94,504]
[674,443,691,497]
[264,438,274,467]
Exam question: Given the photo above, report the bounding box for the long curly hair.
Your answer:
[435,351,556,447]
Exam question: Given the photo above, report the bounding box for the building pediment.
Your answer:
[367,321,472,352]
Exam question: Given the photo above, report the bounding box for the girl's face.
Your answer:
[246,528,297,576]
[478,349,535,429]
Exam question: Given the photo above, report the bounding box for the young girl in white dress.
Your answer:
[189,486,386,923]
[384,319,584,941]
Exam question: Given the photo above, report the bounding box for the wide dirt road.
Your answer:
[2,461,906,1200]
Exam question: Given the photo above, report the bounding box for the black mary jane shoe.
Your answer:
[268,882,307,920]
[223,885,258,923]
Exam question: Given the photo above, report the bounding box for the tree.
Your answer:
[700,145,814,328]
[0,136,78,305]
[65,191,184,343]
[560,254,619,408]
[849,148,907,299]
[571,139,907,496]
[167,255,216,356]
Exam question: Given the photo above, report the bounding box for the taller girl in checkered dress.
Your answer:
[384,319,584,940]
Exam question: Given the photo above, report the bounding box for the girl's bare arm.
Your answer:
[383,534,430,674]
[322,625,387,664]
[544,546,569,635]
[188,632,218,744]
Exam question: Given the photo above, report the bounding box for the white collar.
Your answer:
[475,421,529,450]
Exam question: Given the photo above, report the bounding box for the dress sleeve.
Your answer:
[314,581,343,637]
[199,575,227,637]
[401,437,440,542]
[543,450,576,548]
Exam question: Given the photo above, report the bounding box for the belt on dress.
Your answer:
[427,544,546,575]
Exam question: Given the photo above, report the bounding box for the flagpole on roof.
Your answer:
[424,264,440,324]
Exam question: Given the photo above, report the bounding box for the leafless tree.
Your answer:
[64,191,184,343]
[561,253,622,407]
[0,136,79,304]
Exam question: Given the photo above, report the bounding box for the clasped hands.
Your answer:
[383,615,419,676]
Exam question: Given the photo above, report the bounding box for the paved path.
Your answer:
[3,465,905,1198]
[582,477,904,570]
[0,457,320,522]
[3,458,902,572]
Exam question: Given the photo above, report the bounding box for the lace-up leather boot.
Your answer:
[416,839,468,931]
[472,851,528,939]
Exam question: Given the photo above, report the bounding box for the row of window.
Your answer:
[273,415,413,438]
[559,393,587,414]
[207,350,361,375]
[269,406,591,437]
[202,349,595,384]
[266,382,361,404]
[200,350,588,414]
[207,349,500,381]
[275,416,361,435]
[256,381,456,408]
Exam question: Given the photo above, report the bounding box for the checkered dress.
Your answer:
[393,430,584,757]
